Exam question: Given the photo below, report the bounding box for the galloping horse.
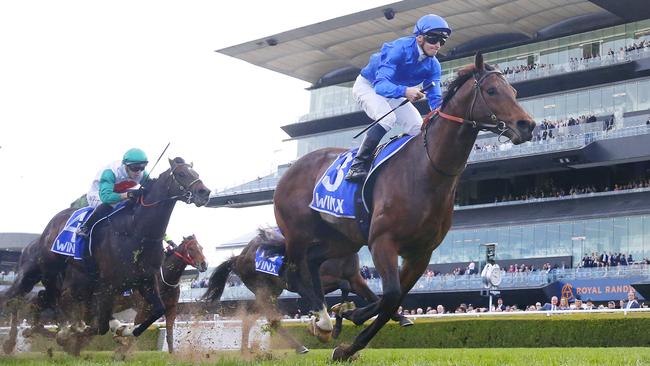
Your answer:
[273,53,535,360]
[51,157,210,355]
[112,234,207,354]
[203,228,411,354]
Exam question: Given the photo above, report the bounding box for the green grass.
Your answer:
[2,348,650,366]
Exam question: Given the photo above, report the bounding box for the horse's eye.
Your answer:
[178,172,186,178]
[487,87,497,96]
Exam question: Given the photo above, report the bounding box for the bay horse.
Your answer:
[273,53,535,361]
[202,228,411,354]
[112,234,207,354]
[50,157,210,354]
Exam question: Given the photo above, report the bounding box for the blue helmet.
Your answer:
[413,14,451,36]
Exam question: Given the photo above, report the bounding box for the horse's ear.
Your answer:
[168,158,176,168]
[475,52,484,71]
[190,162,194,168]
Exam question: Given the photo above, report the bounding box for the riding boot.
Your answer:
[345,124,388,182]
[77,203,113,239]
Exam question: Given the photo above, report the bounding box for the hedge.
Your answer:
[273,313,650,349]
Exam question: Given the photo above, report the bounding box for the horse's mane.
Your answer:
[440,62,495,110]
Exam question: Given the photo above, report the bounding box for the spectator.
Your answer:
[436,304,445,314]
[607,301,616,309]
[494,298,506,311]
[541,296,559,311]
[559,297,570,310]
[625,290,641,309]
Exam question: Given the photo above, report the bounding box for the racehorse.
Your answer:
[273,53,535,360]
[202,228,412,354]
[112,234,207,354]
[49,157,210,355]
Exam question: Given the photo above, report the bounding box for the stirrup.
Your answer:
[345,166,368,182]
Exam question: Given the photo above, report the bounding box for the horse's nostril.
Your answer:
[199,189,210,197]
[517,120,535,133]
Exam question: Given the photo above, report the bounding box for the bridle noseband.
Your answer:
[139,163,204,207]
[160,237,201,288]
[423,69,513,177]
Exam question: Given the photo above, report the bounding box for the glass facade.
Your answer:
[355,214,650,268]
[300,19,650,125]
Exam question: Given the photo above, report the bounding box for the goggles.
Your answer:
[127,164,146,172]
[424,33,447,46]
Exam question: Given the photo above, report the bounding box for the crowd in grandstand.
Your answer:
[454,176,650,207]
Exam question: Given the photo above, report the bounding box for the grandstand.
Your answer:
[197,1,650,312]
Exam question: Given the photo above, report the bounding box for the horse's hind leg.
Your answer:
[2,307,19,354]
[258,301,308,354]
[332,280,351,339]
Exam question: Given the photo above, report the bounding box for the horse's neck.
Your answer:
[162,254,186,286]
[425,105,479,177]
[135,177,177,239]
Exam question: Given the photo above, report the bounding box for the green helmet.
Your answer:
[122,148,148,165]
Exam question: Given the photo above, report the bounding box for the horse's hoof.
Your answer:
[399,317,414,327]
[308,318,332,343]
[296,346,309,354]
[332,344,358,362]
[2,340,16,355]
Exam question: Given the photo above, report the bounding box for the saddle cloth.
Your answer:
[309,135,416,218]
[50,207,93,259]
[254,247,284,277]
[50,202,126,259]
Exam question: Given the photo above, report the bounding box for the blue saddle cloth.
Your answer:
[309,135,415,218]
[50,207,93,260]
[50,202,126,260]
[254,247,284,277]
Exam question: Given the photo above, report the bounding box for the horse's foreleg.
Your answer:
[333,238,400,361]
[332,280,351,339]
[165,305,176,353]
[130,280,164,337]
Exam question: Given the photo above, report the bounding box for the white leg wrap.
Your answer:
[109,319,122,333]
[316,305,333,331]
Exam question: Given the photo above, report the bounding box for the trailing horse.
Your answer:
[19,157,210,355]
[273,53,536,361]
[203,228,411,353]
[112,234,207,354]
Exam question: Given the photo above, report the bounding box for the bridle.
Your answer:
[160,236,201,288]
[139,163,204,207]
[423,69,514,177]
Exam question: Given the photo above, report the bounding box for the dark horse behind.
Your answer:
[202,228,412,354]
[1,157,211,356]
[273,53,535,360]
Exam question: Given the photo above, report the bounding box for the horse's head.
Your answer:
[165,157,211,207]
[441,52,535,144]
[176,234,208,272]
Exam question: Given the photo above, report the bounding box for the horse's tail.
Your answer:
[202,256,236,302]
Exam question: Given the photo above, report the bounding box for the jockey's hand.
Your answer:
[125,190,141,200]
[405,87,425,103]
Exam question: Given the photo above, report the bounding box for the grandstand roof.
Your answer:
[0,232,39,251]
[216,0,649,88]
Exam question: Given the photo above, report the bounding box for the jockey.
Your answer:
[77,148,149,239]
[345,14,451,182]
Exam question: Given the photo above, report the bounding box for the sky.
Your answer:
[0,0,392,264]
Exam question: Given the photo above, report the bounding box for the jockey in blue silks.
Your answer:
[346,14,452,182]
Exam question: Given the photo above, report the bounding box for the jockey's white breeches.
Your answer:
[352,75,423,136]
